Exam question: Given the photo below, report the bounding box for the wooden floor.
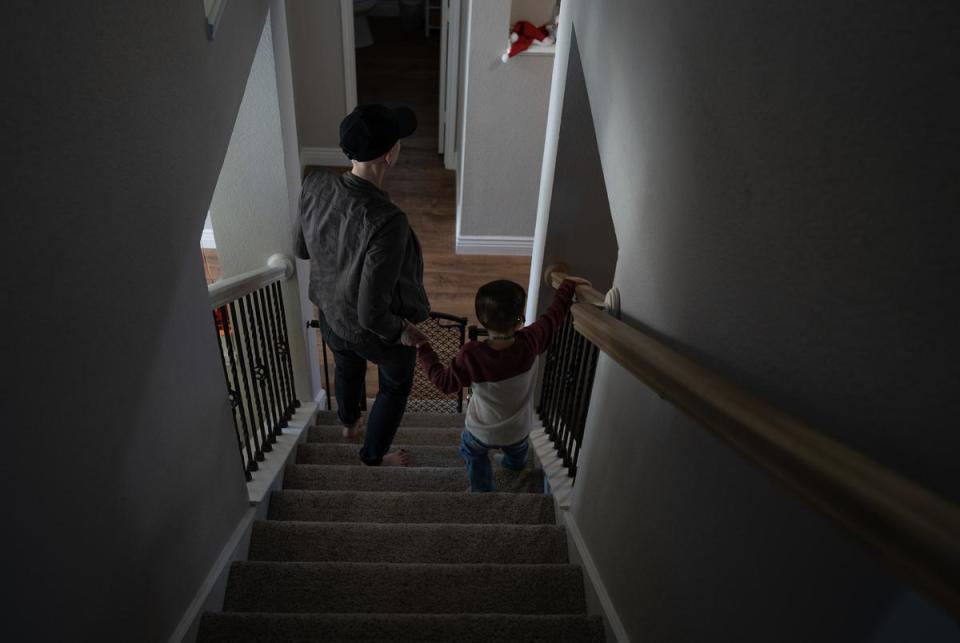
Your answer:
[309,18,531,402]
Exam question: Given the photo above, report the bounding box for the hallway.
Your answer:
[311,17,532,399]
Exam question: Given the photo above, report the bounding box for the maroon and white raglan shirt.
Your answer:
[417,280,577,447]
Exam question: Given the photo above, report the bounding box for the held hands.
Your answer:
[400,322,429,347]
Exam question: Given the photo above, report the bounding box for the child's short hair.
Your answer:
[475,280,526,333]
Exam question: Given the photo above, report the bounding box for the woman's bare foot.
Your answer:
[341,416,366,440]
[381,448,411,466]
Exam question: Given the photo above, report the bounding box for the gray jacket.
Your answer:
[295,170,430,344]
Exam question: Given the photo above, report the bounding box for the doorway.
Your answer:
[341,0,460,170]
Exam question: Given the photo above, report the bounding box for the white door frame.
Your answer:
[439,0,461,170]
[340,0,358,114]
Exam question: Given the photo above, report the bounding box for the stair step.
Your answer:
[223,562,587,614]
[198,612,605,642]
[268,490,556,524]
[249,521,568,564]
[314,410,465,428]
[296,444,467,468]
[283,464,544,493]
[307,424,462,445]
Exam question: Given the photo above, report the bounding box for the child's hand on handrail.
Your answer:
[564,276,592,288]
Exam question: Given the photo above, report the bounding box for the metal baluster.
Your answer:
[272,281,300,412]
[264,282,293,422]
[253,288,283,438]
[560,330,586,470]
[230,302,273,460]
[261,286,287,433]
[361,375,368,412]
[542,314,568,439]
[544,314,570,443]
[549,314,576,459]
[457,318,465,413]
[262,284,289,432]
[220,305,260,471]
[537,333,559,430]
[214,307,252,481]
[570,342,601,482]
[238,296,272,453]
[564,330,592,475]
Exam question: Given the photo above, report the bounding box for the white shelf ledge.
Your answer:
[518,44,555,56]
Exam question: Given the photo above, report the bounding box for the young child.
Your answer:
[414,276,587,492]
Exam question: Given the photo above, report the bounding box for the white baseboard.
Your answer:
[301,146,350,168]
[168,507,256,643]
[561,510,632,643]
[455,234,534,256]
[170,403,317,642]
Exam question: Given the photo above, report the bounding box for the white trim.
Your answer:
[442,0,461,170]
[512,43,555,57]
[300,146,350,168]
[200,228,217,249]
[454,0,473,246]
[525,0,572,322]
[370,0,400,17]
[340,0,358,114]
[168,507,256,643]
[455,234,533,256]
[561,510,632,643]
[438,0,448,154]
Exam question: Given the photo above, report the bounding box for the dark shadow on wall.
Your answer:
[538,26,618,312]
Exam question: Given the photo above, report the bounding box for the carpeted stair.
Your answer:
[197,412,604,642]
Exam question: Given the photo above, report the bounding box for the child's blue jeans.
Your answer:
[459,429,529,492]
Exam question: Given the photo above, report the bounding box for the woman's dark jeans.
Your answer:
[321,320,416,465]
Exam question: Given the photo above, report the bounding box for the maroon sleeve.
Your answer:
[518,280,577,355]
[417,342,473,394]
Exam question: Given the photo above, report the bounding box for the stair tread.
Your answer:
[198,612,605,643]
[295,443,537,469]
[249,520,568,564]
[314,410,465,428]
[224,561,587,615]
[308,424,462,445]
[269,489,556,524]
[283,464,544,493]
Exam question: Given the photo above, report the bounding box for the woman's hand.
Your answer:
[401,323,429,347]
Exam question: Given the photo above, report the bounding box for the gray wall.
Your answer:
[549,1,960,640]
[538,28,617,313]
[458,0,552,238]
[2,1,268,640]
[208,12,312,401]
[286,0,347,149]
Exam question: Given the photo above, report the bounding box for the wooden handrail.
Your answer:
[545,267,960,616]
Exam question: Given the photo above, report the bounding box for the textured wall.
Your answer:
[208,12,312,401]
[286,0,347,148]
[458,0,552,238]
[548,0,960,640]
[1,1,269,640]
